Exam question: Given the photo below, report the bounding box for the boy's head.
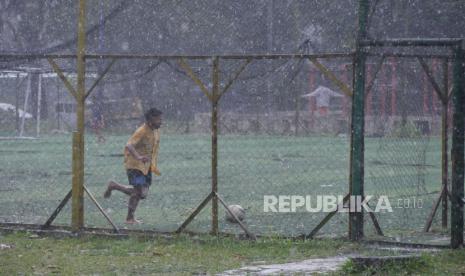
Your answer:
[145,108,163,129]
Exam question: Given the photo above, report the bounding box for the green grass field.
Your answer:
[1,232,465,275]
[0,132,448,241]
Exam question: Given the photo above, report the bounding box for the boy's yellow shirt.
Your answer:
[124,123,161,176]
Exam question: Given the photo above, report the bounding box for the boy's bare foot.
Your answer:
[103,181,115,198]
[125,218,143,225]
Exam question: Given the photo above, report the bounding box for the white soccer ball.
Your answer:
[225,204,245,223]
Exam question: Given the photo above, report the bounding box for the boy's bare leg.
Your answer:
[104,180,133,198]
[126,186,143,224]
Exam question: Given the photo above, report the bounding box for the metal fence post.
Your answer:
[451,43,464,249]
[442,59,449,229]
[72,0,87,231]
[349,0,368,241]
[211,56,220,235]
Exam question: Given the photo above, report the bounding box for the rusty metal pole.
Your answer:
[211,57,219,235]
[442,59,449,229]
[72,0,87,231]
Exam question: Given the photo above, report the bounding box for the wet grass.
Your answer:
[1,231,465,275]
[0,231,357,275]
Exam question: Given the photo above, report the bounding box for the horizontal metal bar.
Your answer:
[365,52,453,59]
[0,54,77,60]
[0,52,354,61]
[215,53,354,60]
[0,222,457,247]
[361,38,463,47]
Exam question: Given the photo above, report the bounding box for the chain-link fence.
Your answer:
[215,57,352,237]
[0,59,76,226]
[0,55,354,236]
[0,70,38,138]
[363,56,452,245]
[81,58,213,233]
[0,49,462,248]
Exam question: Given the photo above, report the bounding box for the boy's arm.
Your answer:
[150,138,161,175]
[126,144,150,163]
[126,128,150,163]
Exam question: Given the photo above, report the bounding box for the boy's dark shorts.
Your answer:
[126,169,152,187]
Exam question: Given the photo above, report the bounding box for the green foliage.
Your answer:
[340,259,358,274]
[339,255,431,275]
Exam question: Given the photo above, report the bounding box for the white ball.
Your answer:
[225,204,245,223]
